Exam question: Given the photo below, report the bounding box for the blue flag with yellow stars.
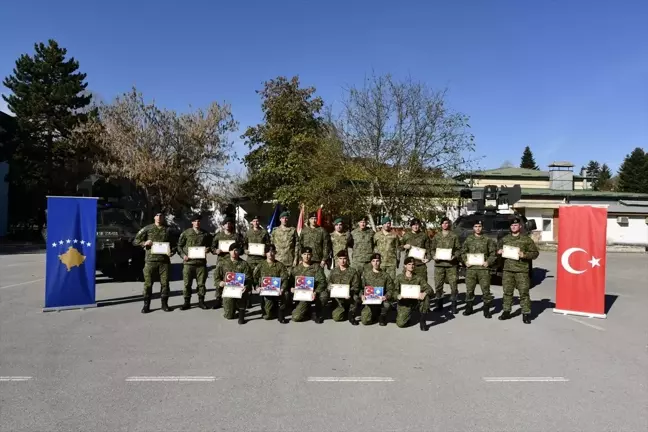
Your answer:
[44,196,98,311]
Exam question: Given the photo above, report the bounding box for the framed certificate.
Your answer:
[330,284,350,298]
[260,277,281,296]
[188,246,206,259]
[222,285,244,298]
[293,289,314,302]
[218,240,235,253]
[400,284,421,299]
[248,242,265,256]
[502,245,520,260]
[409,246,426,260]
[467,253,484,266]
[151,242,170,255]
[363,286,384,304]
[435,248,452,261]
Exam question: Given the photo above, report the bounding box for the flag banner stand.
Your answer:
[43,196,98,312]
[553,204,608,319]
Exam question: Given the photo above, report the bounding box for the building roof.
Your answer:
[521,188,648,200]
[462,167,584,180]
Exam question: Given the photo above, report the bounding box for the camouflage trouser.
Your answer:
[434,266,458,300]
[502,271,531,314]
[413,263,428,282]
[331,293,361,321]
[143,262,170,298]
[465,268,493,304]
[182,264,207,299]
[382,265,397,282]
[292,290,330,322]
[360,302,392,325]
[396,296,430,328]
[262,290,292,320]
[223,289,251,319]
[351,261,370,276]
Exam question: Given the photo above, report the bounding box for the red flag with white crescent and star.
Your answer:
[555,205,607,317]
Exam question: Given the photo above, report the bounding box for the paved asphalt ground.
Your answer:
[1,250,647,432]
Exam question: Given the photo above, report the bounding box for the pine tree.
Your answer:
[597,163,612,191]
[520,146,539,170]
[617,147,648,193]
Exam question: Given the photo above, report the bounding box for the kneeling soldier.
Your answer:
[360,253,396,326]
[213,243,253,324]
[461,219,497,318]
[253,244,291,323]
[328,249,362,325]
[291,247,329,323]
[177,213,211,310]
[395,257,433,331]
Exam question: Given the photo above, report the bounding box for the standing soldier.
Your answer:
[373,217,400,281]
[244,215,270,314]
[497,217,539,324]
[394,257,433,331]
[213,243,254,324]
[211,216,242,309]
[460,219,497,318]
[430,217,461,314]
[400,218,432,281]
[327,250,362,325]
[360,253,396,326]
[329,217,351,268]
[271,211,299,271]
[349,216,374,275]
[177,213,211,311]
[253,244,291,323]
[291,247,329,323]
[134,209,176,313]
[298,211,330,268]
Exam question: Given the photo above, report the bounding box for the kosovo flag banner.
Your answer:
[44,196,98,311]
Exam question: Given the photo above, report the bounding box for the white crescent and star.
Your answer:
[561,247,601,275]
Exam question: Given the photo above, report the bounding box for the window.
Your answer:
[542,218,552,232]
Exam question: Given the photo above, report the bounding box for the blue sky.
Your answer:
[2,0,646,176]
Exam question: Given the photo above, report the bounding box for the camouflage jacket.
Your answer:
[328,266,362,295]
[213,257,253,290]
[211,230,242,258]
[271,226,299,267]
[361,269,396,302]
[349,227,374,264]
[373,229,401,267]
[395,272,433,297]
[330,231,351,261]
[252,260,290,292]
[400,229,431,266]
[430,230,461,267]
[177,227,211,266]
[134,224,176,263]
[298,225,330,263]
[244,227,269,260]
[461,234,497,270]
[498,234,539,273]
[291,263,328,293]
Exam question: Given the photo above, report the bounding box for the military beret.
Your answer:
[370,253,382,261]
[189,213,201,221]
[510,217,521,225]
[301,246,313,254]
[358,216,368,222]
[308,212,317,219]
[333,217,343,225]
[264,243,276,254]
[381,216,391,224]
[280,211,290,218]
[474,220,483,226]
[410,218,421,226]
[250,215,260,221]
[404,256,415,265]
[229,242,240,251]
[441,217,451,223]
[222,217,235,225]
[336,249,349,258]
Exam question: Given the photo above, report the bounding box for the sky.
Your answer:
[1,0,647,176]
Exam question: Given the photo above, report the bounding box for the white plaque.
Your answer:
[408,246,426,260]
[502,245,520,260]
[467,253,484,266]
[151,242,170,255]
[188,246,206,259]
[363,297,383,305]
[434,248,452,261]
[218,240,235,253]
[249,242,265,256]
[260,289,280,296]
[222,285,244,298]
[330,284,350,298]
[293,289,315,302]
[400,284,421,299]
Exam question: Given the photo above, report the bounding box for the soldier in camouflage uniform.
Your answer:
[244,215,269,271]
[349,216,374,275]
[360,253,396,326]
[329,217,351,268]
[291,247,329,323]
[213,242,254,324]
[271,211,299,272]
[252,244,291,323]
[497,217,539,324]
[298,211,330,268]
[400,218,431,281]
[177,213,212,311]
[134,210,176,313]
[327,250,362,325]
[373,217,400,281]
[430,217,461,314]
[395,257,432,331]
[460,219,497,318]
[211,217,242,308]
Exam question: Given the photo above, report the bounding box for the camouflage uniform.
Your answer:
[244,226,269,272]
[177,227,212,308]
[349,227,374,275]
[291,263,329,323]
[373,230,400,281]
[394,272,432,328]
[400,229,431,281]
[327,266,362,323]
[211,230,241,302]
[360,269,395,325]
[213,257,254,321]
[271,226,299,271]
[430,230,461,307]
[330,231,351,268]
[134,223,176,312]
[299,225,330,264]
[253,259,291,322]
[461,233,497,316]
[498,233,539,317]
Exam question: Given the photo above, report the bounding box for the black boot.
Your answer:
[238,309,246,324]
[141,298,151,314]
[180,297,191,310]
[523,313,531,324]
[278,307,287,324]
[483,303,492,319]
[451,299,458,314]
[462,301,473,316]
[419,314,428,331]
[379,314,387,326]
[312,304,323,324]
[161,297,173,312]
[212,298,222,310]
[349,309,358,326]
[198,296,207,310]
[498,310,511,320]
[434,298,443,311]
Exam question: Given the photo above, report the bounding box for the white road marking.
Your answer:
[0,278,45,290]
[307,377,395,382]
[483,377,569,382]
[6,262,41,267]
[567,317,606,331]
[125,376,218,382]
[0,376,33,382]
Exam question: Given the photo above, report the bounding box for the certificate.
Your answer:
[435,248,452,261]
[400,284,421,299]
[502,245,520,260]
[218,240,235,253]
[293,289,315,302]
[248,242,265,256]
[363,286,384,305]
[467,253,484,266]
[151,242,170,255]
[222,285,244,298]
[330,284,350,298]
[188,246,206,259]
[260,277,281,296]
[408,246,426,260]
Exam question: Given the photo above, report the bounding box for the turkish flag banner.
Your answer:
[554,205,607,318]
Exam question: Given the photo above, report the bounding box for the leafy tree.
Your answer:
[616,147,648,193]
[520,146,539,170]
